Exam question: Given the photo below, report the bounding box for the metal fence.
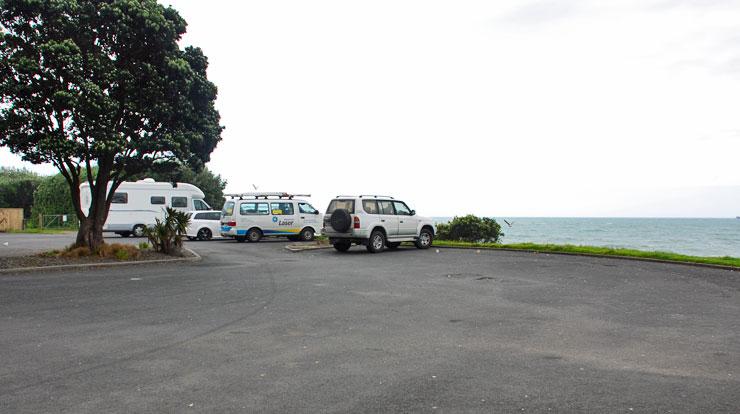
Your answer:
[24,214,80,230]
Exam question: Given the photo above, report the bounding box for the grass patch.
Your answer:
[6,227,75,234]
[434,240,740,268]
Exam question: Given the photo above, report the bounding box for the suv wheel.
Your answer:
[333,241,351,252]
[415,228,433,249]
[300,227,315,242]
[247,228,262,243]
[366,230,386,253]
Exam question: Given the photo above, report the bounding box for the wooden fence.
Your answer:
[0,208,23,232]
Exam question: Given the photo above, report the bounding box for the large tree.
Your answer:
[0,0,222,250]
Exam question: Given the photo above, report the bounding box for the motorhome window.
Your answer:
[111,192,128,204]
[298,203,318,214]
[194,212,207,220]
[171,197,188,208]
[362,200,379,214]
[393,201,412,216]
[326,200,355,214]
[378,200,395,215]
[271,202,294,215]
[150,196,165,205]
[193,199,210,211]
[208,212,221,220]
[222,201,235,216]
[240,202,269,215]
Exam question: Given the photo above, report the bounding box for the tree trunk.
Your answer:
[71,161,117,252]
[75,214,106,252]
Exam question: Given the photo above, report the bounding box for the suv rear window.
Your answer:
[327,199,355,214]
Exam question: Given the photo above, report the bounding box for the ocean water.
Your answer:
[432,217,740,257]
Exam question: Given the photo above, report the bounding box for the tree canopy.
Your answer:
[0,0,223,248]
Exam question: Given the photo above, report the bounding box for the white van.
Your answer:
[220,192,322,242]
[80,178,212,237]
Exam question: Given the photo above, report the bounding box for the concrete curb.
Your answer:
[0,247,201,274]
[434,245,739,272]
[285,244,332,252]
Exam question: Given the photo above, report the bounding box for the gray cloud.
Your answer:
[667,31,740,77]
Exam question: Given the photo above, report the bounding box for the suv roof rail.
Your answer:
[359,195,395,199]
[224,192,310,200]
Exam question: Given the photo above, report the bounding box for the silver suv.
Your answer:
[322,195,436,253]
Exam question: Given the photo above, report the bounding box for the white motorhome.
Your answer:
[80,178,212,237]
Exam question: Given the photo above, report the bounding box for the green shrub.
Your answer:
[138,241,150,250]
[143,207,191,255]
[435,222,451,240]
[115,249,130,260]
[0,167,43,218]
[438,215,503,243]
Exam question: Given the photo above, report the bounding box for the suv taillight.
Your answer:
[353,216,360,229]
[226,221,236,227]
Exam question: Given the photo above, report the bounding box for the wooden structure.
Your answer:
[0,208,23,232]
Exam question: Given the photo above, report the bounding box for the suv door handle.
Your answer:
[381,219,385,222]
[400,220,404,223]
[301,216,305,219]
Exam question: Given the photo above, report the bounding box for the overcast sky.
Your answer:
[2,0,739,217]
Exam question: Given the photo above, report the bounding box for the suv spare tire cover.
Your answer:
[330,209,352,232]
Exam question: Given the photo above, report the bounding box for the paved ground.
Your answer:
[0,232,82,257]
[0,238,738,412]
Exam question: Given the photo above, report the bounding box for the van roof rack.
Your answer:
[224,192,310,200]
[359,195,394,199]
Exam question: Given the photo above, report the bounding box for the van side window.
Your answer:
[194,212,207,220]
[111,192,128,204]
[171,196,188,208]
[270,202,294,215]
[150,196,165,205]
[240,202,269,215]
[377,200,395,215]
[298,203,317,214]
[362,200,379,214]
[208,212,221,220]
[393,201,412,216]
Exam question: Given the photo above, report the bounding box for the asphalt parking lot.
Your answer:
[1,237,738,412]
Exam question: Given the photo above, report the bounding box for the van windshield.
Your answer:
[326,199,354,214]
[222,201,235,217]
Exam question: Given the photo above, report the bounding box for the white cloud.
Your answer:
[2,0,739,217]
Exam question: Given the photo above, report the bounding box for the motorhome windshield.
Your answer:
[194,199,211,211]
